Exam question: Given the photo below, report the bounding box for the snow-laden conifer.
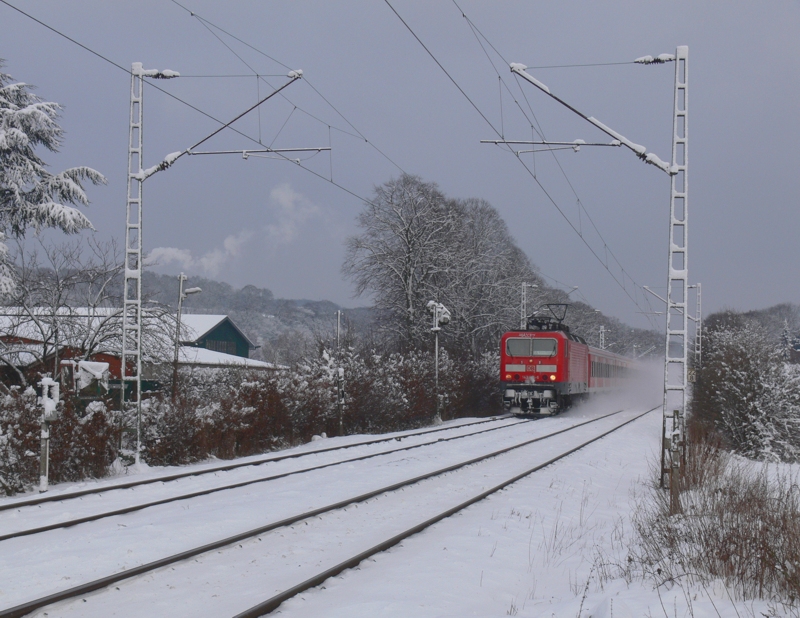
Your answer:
[0,62,105,292]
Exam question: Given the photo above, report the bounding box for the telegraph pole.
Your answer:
[694,283,702,368]
[520,282,539,329]
[521,282,526,329]
[172,273,201,401]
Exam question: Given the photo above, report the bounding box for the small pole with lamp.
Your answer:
[427,301,451,424]
[38,377,61,493]
[172,273,201,401]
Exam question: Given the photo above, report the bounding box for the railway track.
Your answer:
[0,414,538,542]
[0,406,656,618]
[0,414,519,513]
[235,405,659,618]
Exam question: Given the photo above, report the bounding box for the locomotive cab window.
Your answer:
[506,338,557,357]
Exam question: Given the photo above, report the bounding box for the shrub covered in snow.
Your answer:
[692,310,800,462]
[142,369,291,465]
[138,347,499,468]
[0,386,40,495]
[0,388,120,494]
[0,345,500,493]
[49,399,121,483]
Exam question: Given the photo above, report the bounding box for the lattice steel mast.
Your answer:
[122,64,144,465]
[122,63,179,465]
[122,65,308,465]
[662,47,689,422]
[506,50,692,491]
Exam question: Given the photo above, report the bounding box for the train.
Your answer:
[501,305,632,416]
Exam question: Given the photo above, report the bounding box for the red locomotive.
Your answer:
[501,305,631,416]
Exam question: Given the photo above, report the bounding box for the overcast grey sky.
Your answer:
[3,1,799,329]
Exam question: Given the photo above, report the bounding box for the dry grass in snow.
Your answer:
[628,435,800,616]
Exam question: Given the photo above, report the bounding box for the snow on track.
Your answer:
[262,406,740,617]
[271,408,665,618]
[0,417,530,539]
[0,415,520,512]
[1,405,646,617]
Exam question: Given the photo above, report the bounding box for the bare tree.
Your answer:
[0,237,174,386]
[343,174,455,349]
[0,237,115,383]
[344,177,543,357]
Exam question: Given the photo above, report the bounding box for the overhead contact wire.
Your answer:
[456,0,648,290]
[449,0,658,327]
[170,0,407,175]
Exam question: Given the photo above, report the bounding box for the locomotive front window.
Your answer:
[506,338,557,357]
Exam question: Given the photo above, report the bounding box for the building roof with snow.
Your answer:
[0,308,275,378]
[177,346,281,370]
[179,314,257,358]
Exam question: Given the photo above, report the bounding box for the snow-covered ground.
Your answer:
[0,416,527,533]
[269,407,778,618]
[1,400,777,617]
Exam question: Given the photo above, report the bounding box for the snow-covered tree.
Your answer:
[343,175,543,356]
[431,197,538,357]
[0,61,105,292]
[693,311,800,462]
[343,174,456,349]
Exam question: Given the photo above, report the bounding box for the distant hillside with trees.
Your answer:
[140,175,662,367]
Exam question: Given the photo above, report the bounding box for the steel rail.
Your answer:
[0,407,642,618]
[0,415,539,542]
[0,415,516,513]
[234,405,659,618]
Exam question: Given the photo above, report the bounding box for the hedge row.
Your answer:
[0,349,500,495]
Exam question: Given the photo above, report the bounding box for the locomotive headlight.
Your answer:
[505,374,512,380]
[549,374,557,381]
